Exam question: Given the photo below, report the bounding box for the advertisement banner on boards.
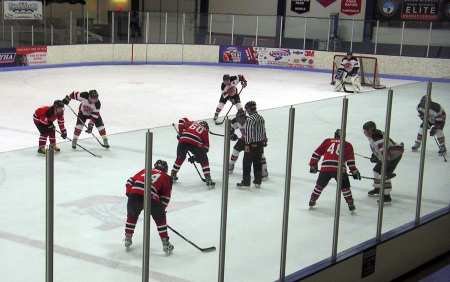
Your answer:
[3,0,43,20]
[16,46,47,66]
[220,46,315,68]
[401,0,440,20]
[0,48,18,67]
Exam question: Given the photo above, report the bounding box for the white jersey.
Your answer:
[339,57,359,76]
[72,91,101,119]
[231,117,245,138]
[221,75,245,99]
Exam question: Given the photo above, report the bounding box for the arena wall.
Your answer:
[45,44,450,79]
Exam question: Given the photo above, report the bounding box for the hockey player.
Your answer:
[171,118,215,189]
[213,74,247,122]
[308,129,360,211]
[363,121,404,205]
[33,100,67,155]
[124,160,174,255]
[334,52,362,93]
[229,111,269,179]
[62,90,109,149]
[411,96,446,155]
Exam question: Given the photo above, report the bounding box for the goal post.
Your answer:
[332,55,386,89]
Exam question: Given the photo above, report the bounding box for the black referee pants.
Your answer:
[242,142,264,185]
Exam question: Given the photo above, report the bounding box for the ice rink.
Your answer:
[0,64,449,281]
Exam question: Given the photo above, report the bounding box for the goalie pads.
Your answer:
[350,75,362,92]
[333,71,347,92]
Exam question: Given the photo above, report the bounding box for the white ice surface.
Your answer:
[0,65,449,282]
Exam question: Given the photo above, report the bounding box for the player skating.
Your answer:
[33,100,67,155]
[363,121,404,205]
[333,52,362,93]
[62,90,109,149]
[124,160,174,255]
[171,118,215,189]
[228,111,269,179]
[213,74,247,122]
[411,96,446,155]
[308,129,360,212]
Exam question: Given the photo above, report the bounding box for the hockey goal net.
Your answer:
[332,55,386,89]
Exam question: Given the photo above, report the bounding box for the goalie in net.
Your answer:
[332,53,386,92]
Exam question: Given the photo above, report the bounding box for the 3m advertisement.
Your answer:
[220,46,315,68]
[3,0,43,20]
[0,46,47,67]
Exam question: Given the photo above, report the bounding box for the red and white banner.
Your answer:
[341,0,362,16]
[16,46,47,66]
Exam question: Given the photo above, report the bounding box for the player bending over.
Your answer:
[213,74,247,122]
[334,52,362,93]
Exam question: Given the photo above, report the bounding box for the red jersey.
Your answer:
[125,168,172,208]
[309,138,357,173]
[33,106,65,130]
[178,118,210,150]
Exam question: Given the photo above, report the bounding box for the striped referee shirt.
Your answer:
[244,111,266,144]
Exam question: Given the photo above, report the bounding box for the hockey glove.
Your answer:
[176,135,180,140]
[204,148,209,153]
[48,123,56,130]
[61,128,67,139]
[188,155,196,164]
[241,80,247,88]
[370,154,379,163]
[351,169,361,180]
[309,163,318,174]
[86,122,94,134]
[430,126,438,136]
[263,141,267,147]
[62,95,71,105]
[231,133,238,141]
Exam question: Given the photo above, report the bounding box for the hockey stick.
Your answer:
[333,59,354,94]
[171,123,206,182]
[66,104,108,148]
[215,87,244,125]
[347,173,396,180]
[55,129,102,158]
[209,131,224,137]
[167,225,216,253]
[433,135,447,162]
[355,153,371,160]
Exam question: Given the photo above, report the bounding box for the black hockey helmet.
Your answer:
[53,100,64,109]
[89,89,99,99]
[154,159,168,174]
[420,95,430,105]
[199,121,209,131]
[223,74,231,82]
[245,100,257,112]
[236,110,246,120]
[363,121,376,132]
[346,52,353,56]
[334,129,341,139]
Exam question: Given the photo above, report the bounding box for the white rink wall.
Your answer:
[46,44,450,78]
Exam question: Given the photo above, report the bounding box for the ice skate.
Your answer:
[377,195,392,206]
[52,145,60,152]
[37,147,46,155]
[368,188,380,197]
[103,138,110,148]
[170,172,178,182]
[213,113,218,121]
[262,170,269,180]
[253,181,261,188]
[205,176,215,189]
[411,141,421,151]
[348,200,356,213]
[309,196,317,209]
[438,145,447,155]
[124,233,132,248]
[229,163,234,174]
[161,237,174,255]
[236,181,250,190]
[72,140,77,149]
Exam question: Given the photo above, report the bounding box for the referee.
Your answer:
[237,101,267,189]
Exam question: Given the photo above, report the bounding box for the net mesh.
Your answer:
[332,55,386,89]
